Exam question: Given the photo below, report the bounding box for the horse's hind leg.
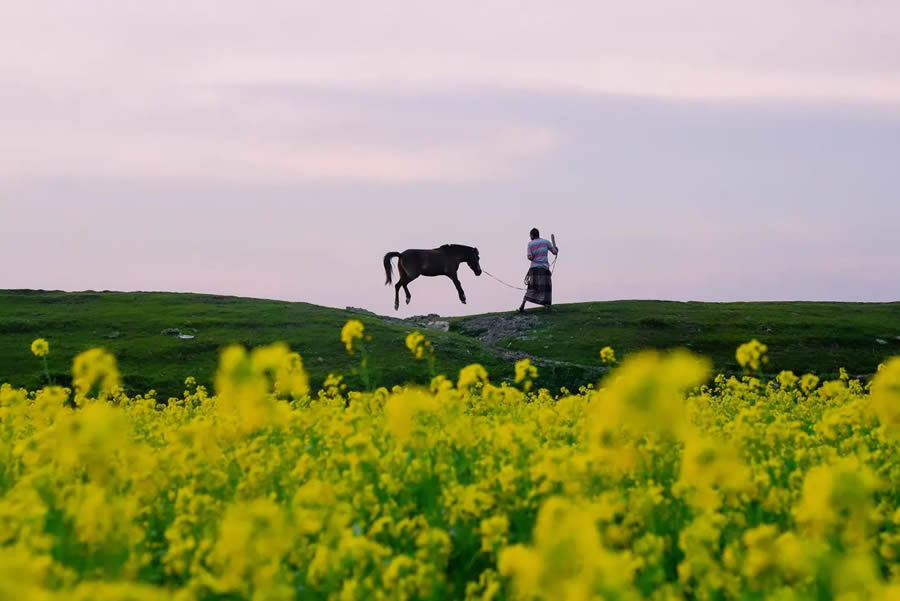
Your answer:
[450,274,467,304]
[402,281,412,305]
[398,264,414,306]
[394,277,413,310]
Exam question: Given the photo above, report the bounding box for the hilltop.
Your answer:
[1,290,898,398]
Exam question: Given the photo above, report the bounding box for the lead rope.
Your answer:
[482,251,558,292]
[482,269,527,291]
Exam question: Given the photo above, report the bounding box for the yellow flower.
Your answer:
[600,346,616,364]
[479,514,510,553]
[384,393,415,442]
[341,319,365,355]
[213,344,293,434]
[274,352,310,399]
[500,496,638,600]
[72,348,120,400]
[458,364,489,390]
[514,359,538,391]
[679,432,750,511]
[741,524,778,580]
[498,545,542,597]
[870,357,900,437]
[589,350,710,440]
[384,388,437,444]
[206,498,291,597]
[736,339,768,372]
[777,370,798,389]
[6,315,900,600]
[800,373,820,394]
[793,457,878,536]
[405,331,432,360]
[30,338,49,357]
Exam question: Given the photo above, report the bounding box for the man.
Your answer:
[518,228,558,312]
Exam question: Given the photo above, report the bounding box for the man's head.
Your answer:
[530,228,539,240]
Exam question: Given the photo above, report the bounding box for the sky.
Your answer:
[2,1,899,316]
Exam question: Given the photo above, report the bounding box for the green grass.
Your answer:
[0,290,509,398]
[1,290,898,399]
[453,300,900,380]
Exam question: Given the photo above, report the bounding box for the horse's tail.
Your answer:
[383,252,401,285]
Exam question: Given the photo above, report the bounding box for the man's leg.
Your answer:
[519,270,530,312]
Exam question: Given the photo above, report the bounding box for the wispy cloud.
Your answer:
[2,114,559,183]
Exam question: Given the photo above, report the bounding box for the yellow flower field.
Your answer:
[1,327,900,601]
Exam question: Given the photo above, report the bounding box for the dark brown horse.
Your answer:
[384,245,482,310]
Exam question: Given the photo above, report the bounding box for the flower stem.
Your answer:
[359,344,372,391]
[41,355,53,386]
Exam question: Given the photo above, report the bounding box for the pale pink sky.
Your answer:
[2,1,899,315]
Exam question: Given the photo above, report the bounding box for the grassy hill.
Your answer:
[0,290,509,398]
[1,290,898,398]
[452,300,900,381]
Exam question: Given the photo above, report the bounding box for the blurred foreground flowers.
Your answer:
[1,333,899,601]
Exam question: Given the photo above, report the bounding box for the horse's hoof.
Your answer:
[461,298,467,304]
[405,297,411,305]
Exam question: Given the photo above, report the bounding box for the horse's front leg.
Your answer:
[449,274,466,304]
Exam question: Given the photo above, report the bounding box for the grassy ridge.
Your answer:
[0,290,509,398]
[453,300,900,379]
[1,290,898,398]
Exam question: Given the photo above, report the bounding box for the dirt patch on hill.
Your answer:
[345,307,450,332]
[452,314,539,346]
[454,313,607,380]
[344,307,605,381]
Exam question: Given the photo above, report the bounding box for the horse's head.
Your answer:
[467,247,482,276]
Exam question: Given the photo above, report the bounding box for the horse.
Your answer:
[383,244,482,311]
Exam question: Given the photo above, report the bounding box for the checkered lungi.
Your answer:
[524,267,552,306]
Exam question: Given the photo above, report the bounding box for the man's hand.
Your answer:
[551,233,558,251]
